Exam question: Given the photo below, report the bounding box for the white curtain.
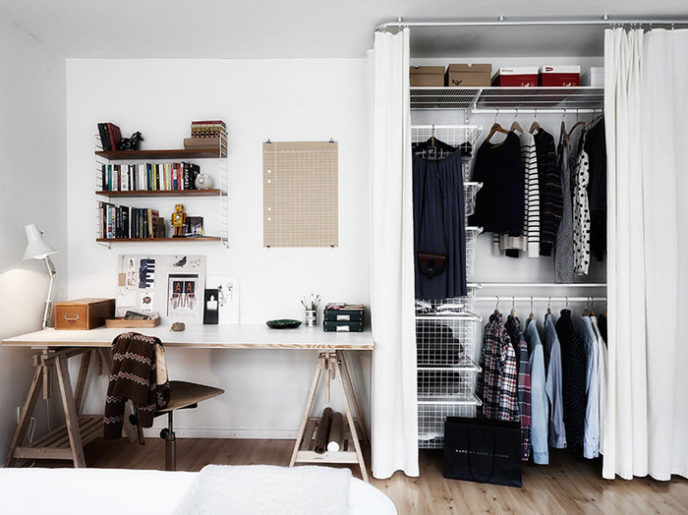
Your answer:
[368,28,418,479]
[604,27,688,480]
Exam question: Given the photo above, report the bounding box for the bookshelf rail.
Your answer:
[95,189,224,198]
[96,237,222,243]
[95,148,226,160]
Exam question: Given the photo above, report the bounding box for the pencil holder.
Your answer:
[305,309,317,327]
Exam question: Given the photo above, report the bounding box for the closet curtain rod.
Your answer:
[377,15,688,31]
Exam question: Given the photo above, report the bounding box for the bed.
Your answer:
[0,465,396,515]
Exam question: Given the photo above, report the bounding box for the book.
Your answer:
[185,216,204,237]
[184,137,227,148]
[106,123,121,152]
[153,216,166,238]
[97,123,110,151]
[121,206,130,238]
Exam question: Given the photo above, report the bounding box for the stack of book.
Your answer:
[98,203,165,239]
[184,120,227,156]
[100,162,201,192]
[97,122,122,151]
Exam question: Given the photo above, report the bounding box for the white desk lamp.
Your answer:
[23,224,58,329]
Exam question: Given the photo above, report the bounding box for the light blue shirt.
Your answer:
[580,315,600,459]
[543,313,566,448]
[525,318,548,465]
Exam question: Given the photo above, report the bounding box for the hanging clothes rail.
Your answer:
[377,16,688,31]
[476,296,606,302]
[473,282,606,288]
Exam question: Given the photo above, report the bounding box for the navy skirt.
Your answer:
[413,149,467,299]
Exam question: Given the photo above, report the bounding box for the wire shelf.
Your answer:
[411,86,604,113]
[464,181,482,217]
[466,226,482,277]
[418,402,480,449]
[416,314,479,367]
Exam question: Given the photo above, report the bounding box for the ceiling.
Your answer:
[1,0,686,59]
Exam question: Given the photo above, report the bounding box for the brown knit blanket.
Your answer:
[104,332,170,439]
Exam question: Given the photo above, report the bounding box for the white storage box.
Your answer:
[582,67,604,87]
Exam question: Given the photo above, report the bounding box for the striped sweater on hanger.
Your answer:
[492,131,540,257]
[534,129,563,256]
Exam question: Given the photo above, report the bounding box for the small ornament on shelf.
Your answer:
[171,204,186,237]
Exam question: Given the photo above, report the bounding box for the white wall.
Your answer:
[66,58,371,437]
[0,19,67,459]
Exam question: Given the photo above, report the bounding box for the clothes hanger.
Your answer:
[560,113,569,145]
[510,109,524,133]
[493,296,501,317]
[529,111,541,134]
[546,296,552,316]
[529,296,535,320]
[582,297,590,317]
[509,296,516,318]
[589,297,596,317]
[568,110,589,139]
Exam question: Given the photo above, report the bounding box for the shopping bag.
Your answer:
[443,416,522,487]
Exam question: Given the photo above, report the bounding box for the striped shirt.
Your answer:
[533,129,563,256]
[492,131,539,257]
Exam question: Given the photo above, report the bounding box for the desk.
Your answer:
[3,325,374,479]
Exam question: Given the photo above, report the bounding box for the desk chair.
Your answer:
[112,334,224,471]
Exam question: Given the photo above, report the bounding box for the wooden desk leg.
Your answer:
[73,350,93,414]
[336,350,368,443]
[333,355,369,482]
[289,354,325,467]
[55,354,86,468]
[5,365,43,467]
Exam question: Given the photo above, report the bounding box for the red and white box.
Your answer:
[539,65,581,87]
[492,67,539,87]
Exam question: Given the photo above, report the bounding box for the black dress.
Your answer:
[413,148,467,299]
[556,309,587,455]
[468,132,524,237]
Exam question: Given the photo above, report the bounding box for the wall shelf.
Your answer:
[95,148,226,160]
[96,236,221,243]
[95,189,224,197]
[411,86,604,113]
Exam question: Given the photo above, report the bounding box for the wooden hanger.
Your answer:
[509,297,516,318]
[510,120,524,133]
[529,297,535,320]
[529,120,541,134]
[486,122,509,143]
[568,120,589,139]
[493,297,501,317]
[560,120,569,145]
[546,296,552,316]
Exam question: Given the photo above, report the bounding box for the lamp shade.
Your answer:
[23,224,57,260]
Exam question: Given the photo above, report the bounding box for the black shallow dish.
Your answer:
[266,319,302,329]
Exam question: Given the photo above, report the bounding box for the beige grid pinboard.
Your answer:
[263,141,339,247]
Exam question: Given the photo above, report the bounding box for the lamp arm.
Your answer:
[42,256,57,330]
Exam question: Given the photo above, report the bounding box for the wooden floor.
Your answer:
[37,438,688,514]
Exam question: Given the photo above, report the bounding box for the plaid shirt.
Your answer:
[478,314,519,422]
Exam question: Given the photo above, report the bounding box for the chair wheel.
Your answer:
[160,428,169,439]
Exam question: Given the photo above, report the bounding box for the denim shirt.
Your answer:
[543,313,566,448]
[580,315,600,459]
[525,318,549,464]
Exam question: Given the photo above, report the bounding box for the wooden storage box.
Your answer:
[54,298,115,330]
[410,66,445,87]
[105,316,161,328]
[446,64,491,87]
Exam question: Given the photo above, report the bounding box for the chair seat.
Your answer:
[157,381,225,413]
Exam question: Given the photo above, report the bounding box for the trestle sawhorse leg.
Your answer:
[290,351,369,482]
[4,347,135,468]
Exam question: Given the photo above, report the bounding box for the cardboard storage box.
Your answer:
[410,66,445,87]
[492,67,538,87]
[54,298,115,330]
[446,64,491,87]
[539,65,581,87]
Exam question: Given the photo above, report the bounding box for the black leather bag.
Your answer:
[443,417,522,488]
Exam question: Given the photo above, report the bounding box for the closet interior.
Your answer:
[411,51,607,460]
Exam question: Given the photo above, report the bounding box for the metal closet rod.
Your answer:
[377,15,688,31]
[476,296,606,302]
[471,282,606,288]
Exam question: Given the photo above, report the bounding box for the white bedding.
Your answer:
[0,467,396,515]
